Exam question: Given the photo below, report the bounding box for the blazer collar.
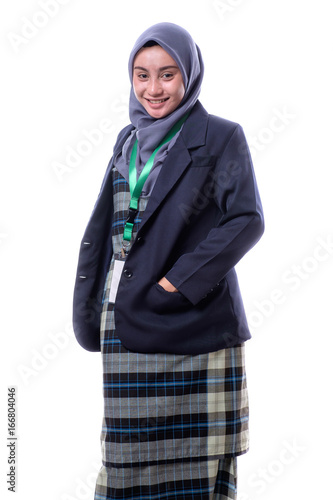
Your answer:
[108,101,209,237]
[134,101,209,234]
[181,100,209,149]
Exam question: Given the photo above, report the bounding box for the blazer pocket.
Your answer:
[151,283,192,314]
[190,155,217,168]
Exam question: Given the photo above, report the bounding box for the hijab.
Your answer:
[114,22,204,195]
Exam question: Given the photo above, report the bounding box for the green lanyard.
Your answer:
[122,112,189,244]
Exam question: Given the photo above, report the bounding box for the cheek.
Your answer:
[133,79,144,99]
[176,87,185,106]
[178,78,185,100]
[133,85,140,99]
[173,81,185,103]
[178,85,185,100]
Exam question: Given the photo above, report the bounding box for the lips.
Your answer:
[146,98,169,104]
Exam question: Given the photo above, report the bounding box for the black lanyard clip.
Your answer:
[126,206,138,225]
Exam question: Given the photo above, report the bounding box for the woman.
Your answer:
[73,22,264,499]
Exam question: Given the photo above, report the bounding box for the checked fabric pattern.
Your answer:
[95,457,237,499]
[95,167,248,498]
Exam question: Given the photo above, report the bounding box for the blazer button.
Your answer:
[124,269,133,278]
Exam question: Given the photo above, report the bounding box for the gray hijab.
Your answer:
[114,22,204,195]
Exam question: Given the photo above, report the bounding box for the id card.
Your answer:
[109,259,125,303]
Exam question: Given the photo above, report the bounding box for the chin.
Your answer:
[145,107,174,119]
[149,111,168,119]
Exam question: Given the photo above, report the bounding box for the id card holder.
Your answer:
[108,242,131,303]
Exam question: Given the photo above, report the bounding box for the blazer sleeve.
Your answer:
[165,124,264,305]
[72,124,134,351]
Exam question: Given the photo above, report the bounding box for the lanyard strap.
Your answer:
[123,112,189,242]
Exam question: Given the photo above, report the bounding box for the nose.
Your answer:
[147,77,163,96]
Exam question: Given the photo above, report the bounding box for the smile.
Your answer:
[146,98,169,104]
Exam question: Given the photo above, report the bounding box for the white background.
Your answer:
[1,1,332,499]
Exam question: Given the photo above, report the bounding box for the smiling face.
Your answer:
[132,45,185,119]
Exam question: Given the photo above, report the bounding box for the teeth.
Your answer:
[149,99,167,104]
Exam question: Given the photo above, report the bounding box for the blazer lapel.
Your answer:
[138,137,191,229]
[137,101,209,232]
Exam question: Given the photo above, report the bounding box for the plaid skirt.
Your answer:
[95,168,249,498]
[95,458,237,499]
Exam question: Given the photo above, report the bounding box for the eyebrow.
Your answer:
[133,65,179,72]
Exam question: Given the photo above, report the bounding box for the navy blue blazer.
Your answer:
[73,101,264,354]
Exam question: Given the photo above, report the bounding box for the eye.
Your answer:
[137,73,148,80]
[162,73,173,79]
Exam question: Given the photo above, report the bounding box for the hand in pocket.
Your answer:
[157,277,178,293]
